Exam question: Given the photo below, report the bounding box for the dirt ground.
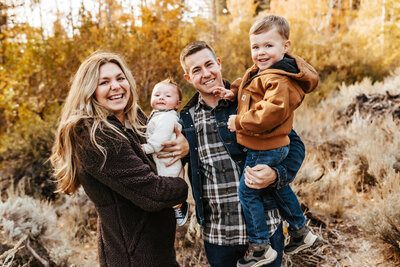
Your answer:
[285,211,397,267]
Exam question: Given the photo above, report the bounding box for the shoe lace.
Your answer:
[175,208,184,219]
[244,246,255,259]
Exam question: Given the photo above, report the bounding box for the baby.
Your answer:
[142,78,189,226]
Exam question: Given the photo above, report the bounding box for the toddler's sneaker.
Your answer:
[237,243,277,267]
[174,202,189,226]
[284,227,317,254]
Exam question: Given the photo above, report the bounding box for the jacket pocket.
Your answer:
[238,89,252,114]
[117,203,148,256]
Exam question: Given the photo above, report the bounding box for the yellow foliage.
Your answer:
[227,0,258,18]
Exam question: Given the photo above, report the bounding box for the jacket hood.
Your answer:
[253,53,319,94]
[270,55,300,74]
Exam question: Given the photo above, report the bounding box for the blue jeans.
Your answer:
[239,147,289,244]
[273,184,306,232]
[204,223,284,267]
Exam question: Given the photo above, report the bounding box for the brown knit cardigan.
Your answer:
[75,114,188,267]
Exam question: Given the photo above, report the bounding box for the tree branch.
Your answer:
[25,238,49,267]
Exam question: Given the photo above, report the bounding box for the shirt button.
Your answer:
[226,212,231,216]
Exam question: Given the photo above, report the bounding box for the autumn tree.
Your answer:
[125,0,197,109]
[268,0,400,96]
[0,0,197,199]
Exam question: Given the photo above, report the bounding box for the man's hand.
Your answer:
[158,125,189,167]
[212,87,235,101]
[244,164,277,189]
[227,115,237,132]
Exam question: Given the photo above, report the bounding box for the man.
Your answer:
[165,41,306,267]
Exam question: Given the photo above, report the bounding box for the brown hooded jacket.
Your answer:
[231,53,318,150]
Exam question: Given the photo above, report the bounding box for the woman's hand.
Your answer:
[158,125,189,166]
[244,164,277,189]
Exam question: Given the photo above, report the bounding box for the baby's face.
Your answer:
[150,83,181,111]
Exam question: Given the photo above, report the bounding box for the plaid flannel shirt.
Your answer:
[194,98,280,246]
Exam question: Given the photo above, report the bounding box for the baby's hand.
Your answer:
[212,87,235,101]
[227,115,237,132]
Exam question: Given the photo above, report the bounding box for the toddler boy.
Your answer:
[214,15,318,266]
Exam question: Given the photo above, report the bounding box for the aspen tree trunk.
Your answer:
[140,0,146,26]
[0,2,7,64]
[98,0,102,28]
[326,0,335,32]
[38,0,44,37]
[69,0,75,36]
[107,0,112,26]
[55,0,59,18]
[381,0,385,47]
[211,0,217,44]
[336,0,342,32]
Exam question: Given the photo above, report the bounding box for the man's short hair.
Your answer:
[249,15,290,40]
[156,77,182,101]
[180,41,217,73]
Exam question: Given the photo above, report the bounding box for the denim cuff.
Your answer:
[289,225,308,237]
[271,165,288,189]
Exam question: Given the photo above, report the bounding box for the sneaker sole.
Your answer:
[236,248,277,267]
[285,233,317,255]
[251,248,278,267]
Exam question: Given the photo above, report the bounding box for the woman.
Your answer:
[50,52,188,266]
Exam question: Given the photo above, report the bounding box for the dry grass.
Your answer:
[289,68,400,266]
[294,69,400,213]
[0,187,97,266]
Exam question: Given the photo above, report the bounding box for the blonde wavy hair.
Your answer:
[51,52,142,194]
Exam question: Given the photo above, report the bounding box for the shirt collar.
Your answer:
[196,95,230,112]
[148,109,175,121]
[124,119,133,130]
[196,96,212,111]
